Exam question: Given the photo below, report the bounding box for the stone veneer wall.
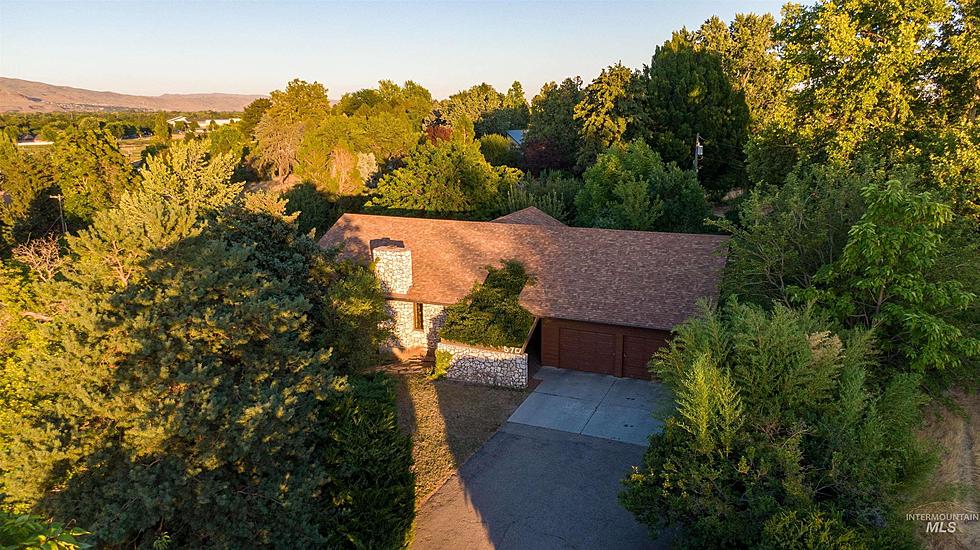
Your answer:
[372,246,412,294]
[437,340,528,389]
[385,300,446,350]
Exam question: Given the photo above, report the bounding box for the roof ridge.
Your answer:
[337,212,728,240]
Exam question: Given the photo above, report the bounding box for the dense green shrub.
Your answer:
[0,511,91,550]
[478,133,522,168]
[759,509,862,550]
[575,140,709,232]
[621,301,932,548]
[431,350,453,380]
[439,260,535,348]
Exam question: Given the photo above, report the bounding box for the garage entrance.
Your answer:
[558,327,617,375]
[540,318,669,380]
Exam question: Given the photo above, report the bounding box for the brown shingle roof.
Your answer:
[319,213,729,331]
[492,206,565,226]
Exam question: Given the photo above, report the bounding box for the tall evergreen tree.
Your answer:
[629,32,750,195]
[0,142,412,547]
[524,78,585,172]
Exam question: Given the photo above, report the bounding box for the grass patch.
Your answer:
[392,373,528,507]
[913,390,980,549]
[430,350,452,380]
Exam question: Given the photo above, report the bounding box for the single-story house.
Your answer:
[319,207,728,385]
[196,118,239,129]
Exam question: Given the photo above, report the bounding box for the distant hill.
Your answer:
[0,77,265,113]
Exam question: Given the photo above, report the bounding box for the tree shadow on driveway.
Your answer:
[411,421,664,550]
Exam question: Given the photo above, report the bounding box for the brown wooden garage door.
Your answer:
[542,318,669,379]
[623,334,667,379]
[558,327,617,375]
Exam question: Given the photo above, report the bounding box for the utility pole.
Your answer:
[49,194,67,234]
[693,133,704,175]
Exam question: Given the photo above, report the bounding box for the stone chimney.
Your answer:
[372,245,413,294]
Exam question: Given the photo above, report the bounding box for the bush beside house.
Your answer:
[439,260,535,348]
[621,301,932,548]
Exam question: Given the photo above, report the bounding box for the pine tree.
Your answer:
[629,32,750,195]
[0,145,412,547]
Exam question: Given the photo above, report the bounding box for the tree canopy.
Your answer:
[524,78,584,172]
[629,32,750,195]
[574,63,634,169]
[575,140,709,232]
[51,125,132,225]
[366,140,520,218]
[0,141,413,547]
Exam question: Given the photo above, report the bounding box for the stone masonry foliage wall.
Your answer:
[436,340,528,388]
[385,300,446,350]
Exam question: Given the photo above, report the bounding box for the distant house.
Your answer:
[196,118,239,129]
[15,134,54,147]
[320,207,728,386]
[166,116,239,131]
[505,129,525,147]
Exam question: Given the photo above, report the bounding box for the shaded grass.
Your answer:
[913,390,980,549]
[392,373,528,507]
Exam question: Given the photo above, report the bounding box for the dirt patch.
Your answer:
[392,373,528,508]
[913,390,980,549]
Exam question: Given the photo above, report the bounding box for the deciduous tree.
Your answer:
[367,141,520,218]
[574,63,633,168]
[805,180,979,375]
[575,140,709,232]
[50,125,132,225]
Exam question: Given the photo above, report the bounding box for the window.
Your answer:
[413,302,424,331]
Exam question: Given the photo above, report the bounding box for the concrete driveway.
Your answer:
[411,423,665,550]
[508,366,674,446]
[411,368,675,549]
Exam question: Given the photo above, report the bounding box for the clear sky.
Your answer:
[0,1,787,99]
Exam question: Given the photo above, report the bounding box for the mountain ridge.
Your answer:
[0,77,265,113]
